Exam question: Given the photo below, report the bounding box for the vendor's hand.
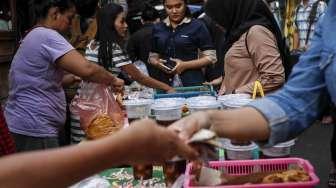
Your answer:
[203,76,223,86]
[62,74,82,87]
[203,81,212,86]
[168,112,211,141]
[150,58,171,73]
[166,87,176,93]
[121,119,199,164]
[170,58,186,74]
[111,77,124,93]
[218,88,225,96]
[218,82,226,96]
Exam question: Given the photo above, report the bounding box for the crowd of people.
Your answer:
[0,0,335,187]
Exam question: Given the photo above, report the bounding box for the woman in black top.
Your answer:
[148,0,217,87]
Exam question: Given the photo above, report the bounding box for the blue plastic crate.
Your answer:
[154,87,216,99]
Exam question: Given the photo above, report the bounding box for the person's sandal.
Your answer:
[328,170,336,188]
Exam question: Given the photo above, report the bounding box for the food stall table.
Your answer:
[99,166,166,187]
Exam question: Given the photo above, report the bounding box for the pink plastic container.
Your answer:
[184,158,319,188]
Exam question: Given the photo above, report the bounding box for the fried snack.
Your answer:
[262,173,286,183]
[182,105,189,113]
[283,169,310,182]
[262,168,310,183]
[116,93,123,107]
[86,114,122,139]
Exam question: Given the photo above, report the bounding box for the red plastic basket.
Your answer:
[184,158,319,188]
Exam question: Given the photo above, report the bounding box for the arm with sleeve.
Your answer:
[247,18,330,146]
[236,26,285,94]
[196,22,217,64]
[148,25,161,63]
[42,31,74,64]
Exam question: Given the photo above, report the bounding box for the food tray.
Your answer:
[154,85,215,99]
[184,158,319,188]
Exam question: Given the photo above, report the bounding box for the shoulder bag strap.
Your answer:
[305,0,321,45]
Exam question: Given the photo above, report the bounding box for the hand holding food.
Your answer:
[111,77,124,93]
[169,112,211,141]
[119,119,199,165]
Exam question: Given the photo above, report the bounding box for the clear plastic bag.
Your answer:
[70,175,110,188]
[70,82,124,135]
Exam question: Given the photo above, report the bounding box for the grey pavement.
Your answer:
[291,123,333,188]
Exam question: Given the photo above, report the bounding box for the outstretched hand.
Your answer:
[120,119,199,165]
[168,112,212,142]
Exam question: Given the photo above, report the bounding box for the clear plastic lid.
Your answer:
[123,99,153,106]
[222,98,254,108]
[223,139,258,151]
[217,94,251,101]
[187,96,217,102]
[272,139,296,148]
[151,98,185,110]
[154,97,186,103]
[187,98,221,109]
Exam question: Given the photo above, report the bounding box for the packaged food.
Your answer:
[223,139,258,160]
[186,97,221,113]
[70,82,124,140]
[217,94,252,109]
[261,139,296,158]
[151,98,185,126]
[123,99,153,121]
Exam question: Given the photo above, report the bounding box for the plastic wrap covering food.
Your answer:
[70,82,124,140]
[70,175,110,188]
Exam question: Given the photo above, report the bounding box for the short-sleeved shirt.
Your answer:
[85,40,132,76]
[294,0,327,48]
[151,17,215,86]
[5,27,74,138]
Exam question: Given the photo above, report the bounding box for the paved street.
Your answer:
[292,123,333,188]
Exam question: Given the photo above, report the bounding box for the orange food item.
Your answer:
[182,105,189,113]
[86,114,123,140]
[262,168,310,183]
[116,93,123,107]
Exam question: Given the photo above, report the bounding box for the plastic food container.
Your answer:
[223,139,258,160]
[184,158,320,188]
[217,94,252,109]
[186,97,221,112]
[123,99,153,119]
[154,97,186,103]
[151,98,185,126]
[261,139,296,158]
[187,95,217,101]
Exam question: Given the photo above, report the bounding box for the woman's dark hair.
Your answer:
[96,3,124,69]
[141,3,160,22]
[163,0,192,18]
[28,0,74,26]
[75,0,98,18]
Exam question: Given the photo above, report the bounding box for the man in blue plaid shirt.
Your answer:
[293,0,327,50]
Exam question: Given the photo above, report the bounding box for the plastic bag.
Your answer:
[70,175,110,188]
[70,82,124,138]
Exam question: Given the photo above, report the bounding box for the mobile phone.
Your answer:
[160,64,173,71]
[165,58,177,69]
